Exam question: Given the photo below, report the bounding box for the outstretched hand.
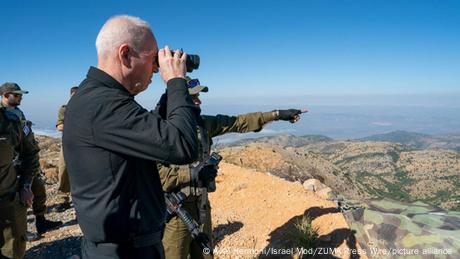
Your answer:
[276,109,308,123]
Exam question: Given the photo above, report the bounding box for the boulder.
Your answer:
[316,187,335,200]
[44,167,59,184]
[302,178,326,192]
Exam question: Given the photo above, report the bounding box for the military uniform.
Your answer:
[0,103,47,217]
[0,106,40,258]
[160,111,276,259]
[56,105,70,195]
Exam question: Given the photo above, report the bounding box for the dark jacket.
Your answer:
[63,67,199,243]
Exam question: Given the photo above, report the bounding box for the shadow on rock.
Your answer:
[213,221,244,246]
[61,218,78,228]
[46,202,73,213]
[315,228,359,259]
[25,236,81,259]
[259,207,359,259]
[305,206,339,220]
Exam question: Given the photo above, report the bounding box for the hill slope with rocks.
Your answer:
[219,134,460,211]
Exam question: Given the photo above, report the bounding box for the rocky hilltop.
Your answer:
[219,133,460,210]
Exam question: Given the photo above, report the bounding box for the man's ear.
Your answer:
[118,44,132,68]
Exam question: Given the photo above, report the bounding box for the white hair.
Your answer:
[95,15,153,59]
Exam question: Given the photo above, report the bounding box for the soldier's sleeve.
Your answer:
[203,111,277,138]
[16,124,40,187]
[56,105,66,127]
[158,163,191,193]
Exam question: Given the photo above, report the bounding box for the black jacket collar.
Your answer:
[87,66,133,96]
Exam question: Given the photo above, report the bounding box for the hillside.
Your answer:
[219,134,460,210]
[360,130,460,152]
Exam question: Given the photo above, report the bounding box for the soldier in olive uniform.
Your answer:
[0,82,40,258]
[0,83,62,236]
[55,86,78,212]
[157,78,306,259]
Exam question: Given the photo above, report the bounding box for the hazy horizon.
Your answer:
[31,99,460,141]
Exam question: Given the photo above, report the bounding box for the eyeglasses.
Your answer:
[6,93,22,98]
[187,79,200,88]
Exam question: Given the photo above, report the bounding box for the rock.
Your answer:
[39,159,47,170]
[44,167,59,184]
[303,179,326,192]
[40,159,55,170]
[316,187,334,200]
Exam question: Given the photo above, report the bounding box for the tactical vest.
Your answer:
[189,124,211,169]
[185,121,212,197]
[0,108,21,196]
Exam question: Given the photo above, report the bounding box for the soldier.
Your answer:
[157,77,306,259]
[0,83,62,236]
[0,82,40,258]
[54,86,78,212]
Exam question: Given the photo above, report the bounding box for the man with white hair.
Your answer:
[63,15,199,258]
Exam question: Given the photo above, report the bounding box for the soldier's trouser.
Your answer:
[31,175,46,216]
[163,199,213,259]
[57,148,70,194]
[81,237,165,259]
[0,193,27,259]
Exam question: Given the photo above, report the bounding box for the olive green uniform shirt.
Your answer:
[56,105,66,127]
[159,111,276,194]
[0,107,40,196]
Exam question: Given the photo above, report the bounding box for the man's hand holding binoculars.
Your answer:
[158,45,187,83]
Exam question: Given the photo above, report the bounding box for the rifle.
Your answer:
[164,191,213,255]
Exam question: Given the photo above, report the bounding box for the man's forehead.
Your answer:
[147,34,158,52]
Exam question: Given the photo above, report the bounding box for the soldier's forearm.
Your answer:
[262,111,277,123]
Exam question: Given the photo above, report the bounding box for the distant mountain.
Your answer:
[219,134,333,148]
[218,134,460,211]
[359,130,460,152]
[359,130,431,148]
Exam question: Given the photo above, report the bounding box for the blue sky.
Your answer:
[1,0,459,128]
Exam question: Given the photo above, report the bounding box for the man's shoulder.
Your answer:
[0,107,21,123]
[1,108,21,122]
[67,83,139,118]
